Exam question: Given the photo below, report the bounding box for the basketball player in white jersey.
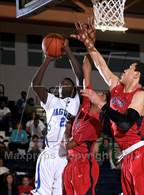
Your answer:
[31,39,83,195]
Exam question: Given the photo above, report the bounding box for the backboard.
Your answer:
[16,0,62,18]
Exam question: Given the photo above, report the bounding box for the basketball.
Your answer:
[42,33,65,57]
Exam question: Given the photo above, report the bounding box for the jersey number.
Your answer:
[60,117,66,127]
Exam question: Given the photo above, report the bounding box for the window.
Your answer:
[0,32,15,65]
[27,34,43,66]
[54,40,140,72]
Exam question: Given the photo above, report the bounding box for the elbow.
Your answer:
[31,79,40,90]
[31,78,37,86]
[31,81,35,90]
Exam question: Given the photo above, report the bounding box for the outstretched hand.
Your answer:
[71,21,96,51]
[81,88,106,108]
[71,22,89,42]
[85,17,96,43]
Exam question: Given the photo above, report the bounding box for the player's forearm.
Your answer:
[65,139,77,150]
[101,104,140,132]
[65,46,83,86]
[31,57,51,87]
[88,48,108,73]
[88,48,119,88]
[82,54,92,87]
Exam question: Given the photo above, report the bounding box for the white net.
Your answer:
[92,0,128,32]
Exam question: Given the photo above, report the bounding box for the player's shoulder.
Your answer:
[134,90,144,98]
[65,93,79,102]
[42,92,57,104]
[132,90,144,104]
[110,80,121,92]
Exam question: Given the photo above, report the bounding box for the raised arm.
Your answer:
[82,54,92,88]
[64,39,83,87]
[31,56,54,104]
[71,22,119,90]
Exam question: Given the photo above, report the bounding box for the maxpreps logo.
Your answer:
[111,97,125,108]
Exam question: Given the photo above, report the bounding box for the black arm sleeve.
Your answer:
[101,104,140,132]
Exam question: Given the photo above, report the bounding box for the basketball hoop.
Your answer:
[92,0,128,32]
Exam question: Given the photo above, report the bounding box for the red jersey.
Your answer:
[71,93,102,154]
[110,83,144,150]
[18,185,33,194]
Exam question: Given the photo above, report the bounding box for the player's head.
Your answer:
[120,62,144,87]
[97,91,106,101]
[135,62,144,86]
[21,91,27,99]
[0,101,6,109]
[103,137,110,147]
[60,77,76,98]
[22,176,30,186]
[34,115,40,127]
[97,90,111,104]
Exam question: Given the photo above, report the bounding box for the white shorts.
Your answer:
[31,148,67,195]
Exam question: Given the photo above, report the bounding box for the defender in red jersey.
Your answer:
[72,22,144,195]
[63,56,103,195]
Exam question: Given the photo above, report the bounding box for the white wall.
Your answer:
[0,21,144,101]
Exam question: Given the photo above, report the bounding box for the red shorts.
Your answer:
[121,146,144,195]
[63,154,99,195]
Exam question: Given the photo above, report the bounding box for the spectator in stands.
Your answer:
[0,101,11,132]
[99,137,115,169]
[18,176,33,195]
[0,158,9,175]
[109,148,121,170]
[1,172,18,195]
[16,91,27,116]
[0,135,4,142]
[0,158,9,186]
[3,139,9,148]
[9,122,29,153]
[26,114,45,138]
[0,141,7,158]
[24,98,36,121]
[28,135,42,155]
[28,135,42,175]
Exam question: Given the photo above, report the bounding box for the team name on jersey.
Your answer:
[53,108,72,120]
[111,97,125,108]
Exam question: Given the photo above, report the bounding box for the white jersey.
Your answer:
[41,93,80,150]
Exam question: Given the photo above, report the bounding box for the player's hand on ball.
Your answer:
[44,54,55,62]
[64,38,69,49]
[62,38,69,54]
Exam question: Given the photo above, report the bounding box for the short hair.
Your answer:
[32,134,39,140]
[63,77,76,97]
[63,77,75,87]
[103,137,111,143]
[21,91,26,96]
[135,62,144,86]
